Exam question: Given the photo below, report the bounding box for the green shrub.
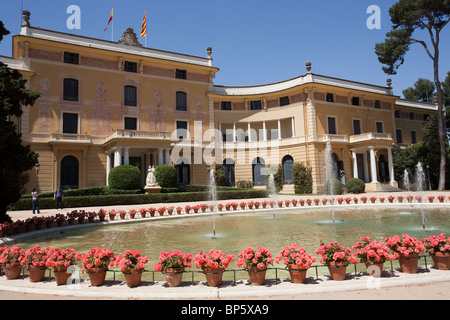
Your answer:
[346,178,366,194]
[154,165,178,188]
[214,168,226,186]
[108,165,142,190]
[324,178,342,195]
[292,162,313,194]
[236,180,253,188]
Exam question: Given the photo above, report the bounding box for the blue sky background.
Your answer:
[0,0,449,98]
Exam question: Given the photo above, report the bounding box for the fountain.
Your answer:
[403,169,410,191]
[208,169,218,239]
[416,162,427,230]
[267,173,278,219]
[320,140,342,224]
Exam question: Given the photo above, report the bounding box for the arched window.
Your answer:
[252,157,265,186]
[223,158,235,187]
[282,155,294,184]
[61,156,79,189]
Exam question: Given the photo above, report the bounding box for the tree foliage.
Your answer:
[0,22,40,222]
[402,78,436,102]
[292,162,313,194]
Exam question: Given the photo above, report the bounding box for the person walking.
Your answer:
[31,188,40,214]
[54,186,64,210]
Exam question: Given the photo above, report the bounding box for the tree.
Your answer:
[402,78,436,102]
[375,0,450,190]
[0,22,40,222]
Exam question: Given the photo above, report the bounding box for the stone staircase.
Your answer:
[375,183,403,193]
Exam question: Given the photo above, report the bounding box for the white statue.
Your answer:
[146,165,156,186]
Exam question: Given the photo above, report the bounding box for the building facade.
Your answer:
[1,16,437,194]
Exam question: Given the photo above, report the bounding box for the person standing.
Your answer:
[31,188,40,214]
[54,186,64,210]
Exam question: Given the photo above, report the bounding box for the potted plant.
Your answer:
[0,245,26,280]
[427,195,435,203]
[397,195,404,203]
[360,196,367,203]
[370,196,377,203]
[276,243,317,283]
[153,250,193,287]
[316,240,357,281]
[193,249,234,287]
[344,197,352,204]
[167,206,175,215]
[352,236,395,276]
[87,211,97,223]
[45,247,78,285]
[158,207,166,216]
[185,205,192,214]
[415,196,422,203]
[12,220,25,234]
[291,199,298,207]
[247,200,255,209]
[45,216,55,228]
[353,197,359,204]
[422,233,450,270]
[261,201,268,209]
[54,214,66,227]
[25,218,35,232]
[406,195,413,203]
[254,201,261,209]
[200,204,208,213]
[138,208,147,218]
[128,209,137,219]
[306,199,312,206]
[277,200,283,208]
[336,197,344,204]
[313,198,320,205]
[118,210,127,220]
[379,197,385,203]
[176,207,183,215]
[232,202,239,210]
[237,246,273,286]
[385,234,424,273]
[437,195,446,203]
[149,207,156,217]
[115,249,148,287]
[21,245,48,282]
[98,209,107,221]
[387,195,395,203]
[299,199,305,206]
[77,247,115,286]
[108,209,116,221]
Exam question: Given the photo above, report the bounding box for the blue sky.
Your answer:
[0,0,449,98]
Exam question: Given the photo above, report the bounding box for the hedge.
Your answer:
[8,189,269,211]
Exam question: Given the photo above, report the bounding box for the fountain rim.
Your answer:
[2,201,449,245]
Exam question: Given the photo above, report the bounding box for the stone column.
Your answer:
[262,121,267,141]
[291,117,295,138]
[387,147,395,183]
[351,150,358,179]
[164,148,170,165]
[113,147,123,167]
[233,122,236,142]
[123,147,130,166]
[369,147,378,183]
[106,150,112,185]
[277,119,281,140]
[248,122,252,142]
[158,148,164,165]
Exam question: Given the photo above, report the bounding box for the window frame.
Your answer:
[62,112,79,134]
[63,52,79,65]
[124,85,138,106]
[63,78,79,101]
[124,117,138,130]
[176,91,187,111]
[327,116,337,135]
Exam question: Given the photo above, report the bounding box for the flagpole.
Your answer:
[145,10,147,47]
[112,3,114,41]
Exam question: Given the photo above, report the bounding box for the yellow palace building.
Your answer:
[1,13,437,194]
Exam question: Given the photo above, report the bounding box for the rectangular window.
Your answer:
[352,97,360,106]
[124,117,137,130]
[396,129,403,143]
[395,110,400,118]
[124,61,137,73]
[353,119,361,135]
[176,121,188,139]
[328,117,337,134]
[175,69,187,79]
[376,121,383,133]
[374,100,381,108]
[326,93,334,102]
[279,96,290,106]
[250,100,262,110]
[221,101,232,110]
[63,113,78,134]
[411,131,417,144]
[63,52,79,64]
[124,86,137,106]
[409,112,415,120]
[63,78,79,101]
[176,91,187,111]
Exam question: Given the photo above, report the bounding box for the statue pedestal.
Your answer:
[144,185,161,194]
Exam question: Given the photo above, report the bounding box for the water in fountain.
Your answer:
[267,173,278,219]
[403,169,410,191]
[416,162,427,230]
[208,169,218,238]
[325,140,337,223]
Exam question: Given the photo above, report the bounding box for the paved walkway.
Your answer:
[2,190,450,300]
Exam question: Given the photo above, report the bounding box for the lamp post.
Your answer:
[35,163,40,192]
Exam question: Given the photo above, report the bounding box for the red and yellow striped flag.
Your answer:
[140,12,147,38]
[104,4,114,32]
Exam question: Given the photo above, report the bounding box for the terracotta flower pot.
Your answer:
[123,269,143,288]
[398,254,420,273]
[247,266,267,286]
[164,268,184,287]
[288,264,307,284]
[87,268,108,286]
[327,261,348,281]
[109,214,116,221]
[53,267,72,285]
[432,252,450,270]
[4,265,23,280]
[27,266,47,282]
[203,267,224,287]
